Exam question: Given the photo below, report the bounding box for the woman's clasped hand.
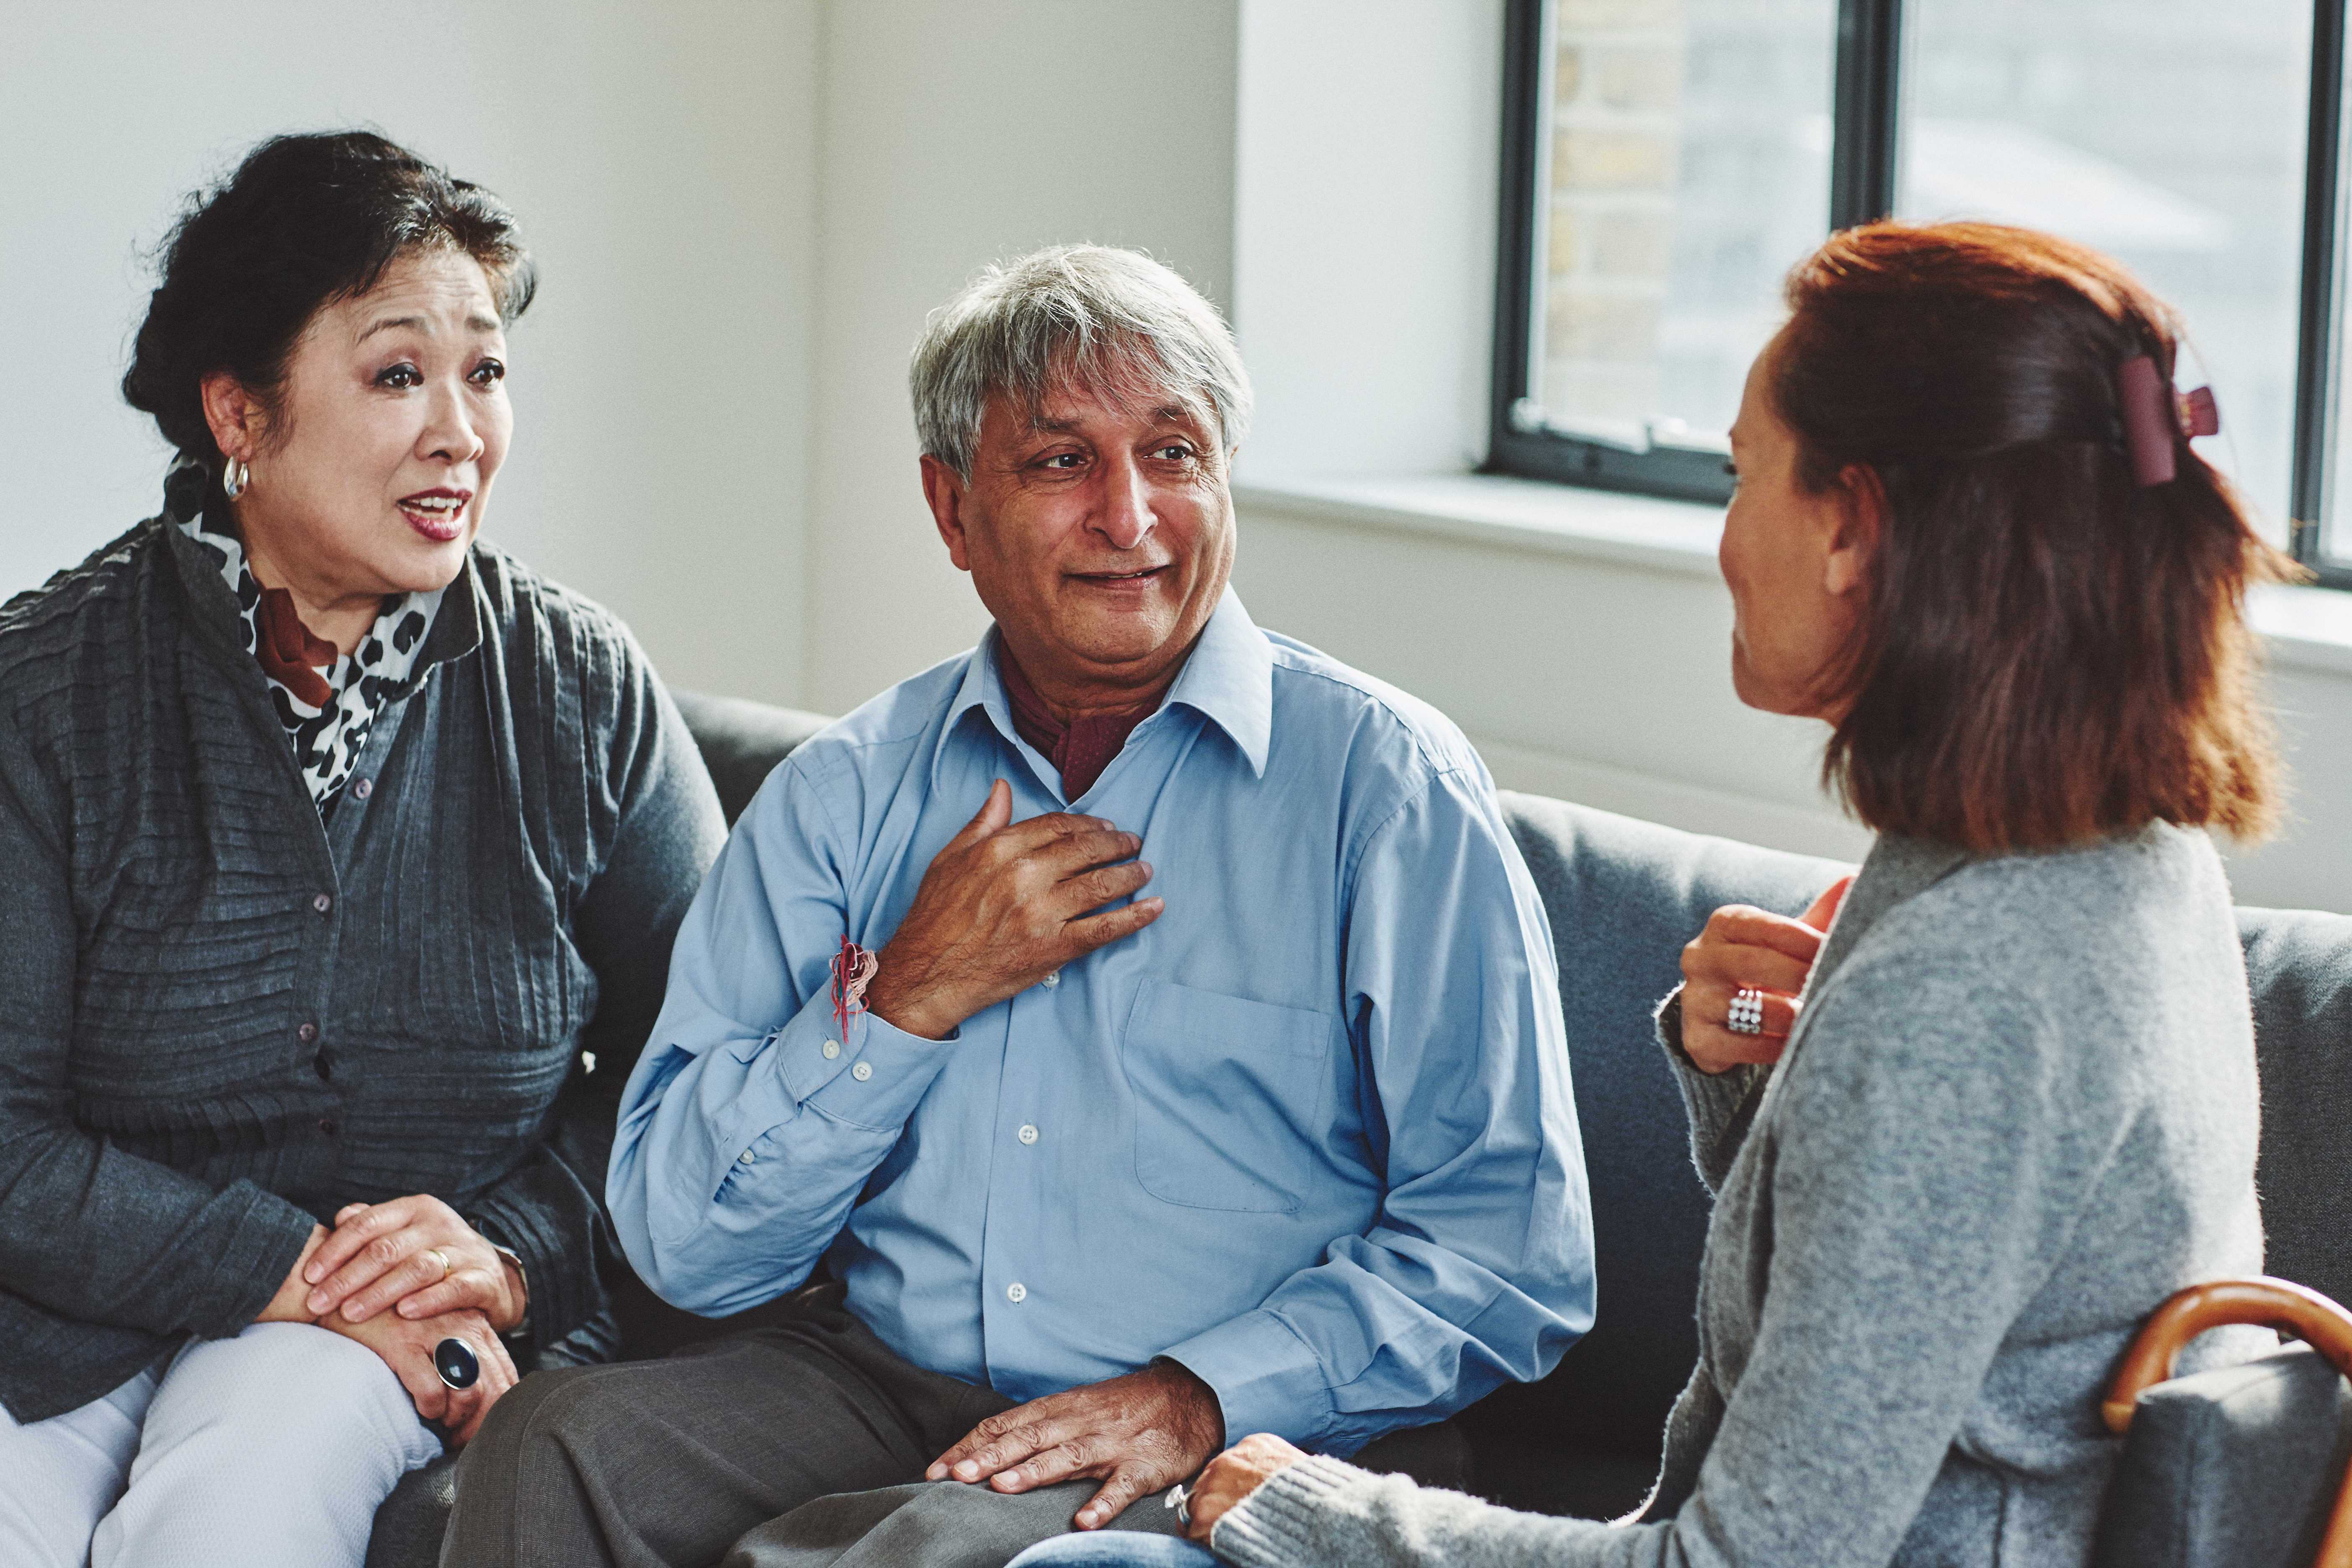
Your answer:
[246,1201,526,1444]
[286,1197,529,1444]
[1178,1434,1309,1544]
[1676,874,1851,1074]
[304,1195,529,1331]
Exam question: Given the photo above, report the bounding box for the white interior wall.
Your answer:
[0,0,818,702]
[1230,0,1503,478]
[799,0,1241,719]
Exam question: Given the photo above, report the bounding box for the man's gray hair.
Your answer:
[910,245,1252,479]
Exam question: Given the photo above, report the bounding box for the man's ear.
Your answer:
[1823,462,1884,599]
[200,372,261,464]
[919,454,974,574]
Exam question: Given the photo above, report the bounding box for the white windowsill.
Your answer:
[1233,471,2352,678]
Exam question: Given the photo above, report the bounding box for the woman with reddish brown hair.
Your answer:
[1013,221,2287,1568]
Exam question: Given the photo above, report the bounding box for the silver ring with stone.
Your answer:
[1163,1483,1191,1526]
[1727,988,1767,1036]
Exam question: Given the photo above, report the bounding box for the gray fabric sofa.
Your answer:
[364,690,2352,1565]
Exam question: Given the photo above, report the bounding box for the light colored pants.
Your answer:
[1007,1535,1216,1568]
[0,1320,443,1568]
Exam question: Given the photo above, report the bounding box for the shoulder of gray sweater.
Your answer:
[1790,825,2241,1118]
[465,540,665,730]
[0,518,165,663]
[468,540,646,662]
[1828,825,2231,1006]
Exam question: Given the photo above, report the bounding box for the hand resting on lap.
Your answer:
[928,1362,1225,1531]
[1182,1432,1309,1543]
[255,1206,522,1442]
[320,1302,517,1444]
[301,1192,529,1331]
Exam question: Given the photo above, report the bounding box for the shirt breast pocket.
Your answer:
[1120,978,1339,1214]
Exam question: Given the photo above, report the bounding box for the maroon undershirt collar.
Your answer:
[995,645,1155,801]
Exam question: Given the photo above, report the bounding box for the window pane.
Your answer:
[1894,0,2311,543]
[2327,61,2352,569]
[1529,0,1836,455]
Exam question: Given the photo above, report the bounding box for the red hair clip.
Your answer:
[2117,355,2220,488]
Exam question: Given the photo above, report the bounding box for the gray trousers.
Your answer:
[438,1287,1185,1568]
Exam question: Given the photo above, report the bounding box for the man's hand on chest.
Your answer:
[862,777,1163,1041]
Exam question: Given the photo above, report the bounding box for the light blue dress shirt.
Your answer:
[610,591,1594,1454]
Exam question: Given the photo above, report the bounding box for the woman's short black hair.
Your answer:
[123,130,536,467]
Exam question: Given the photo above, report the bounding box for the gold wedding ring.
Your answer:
[425,1247,452,1282]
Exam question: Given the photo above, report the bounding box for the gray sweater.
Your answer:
[1213,827,2265,1568]
[0,516,726,1422]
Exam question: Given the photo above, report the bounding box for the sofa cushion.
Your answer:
[1471,792,1851,1466]
[2090,1343,2352,1568]
[668,689,833,828]
[2237,907,2352,1310]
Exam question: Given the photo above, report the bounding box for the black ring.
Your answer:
[433,1336,480,1390]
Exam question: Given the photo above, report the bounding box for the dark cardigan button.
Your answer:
[297,1022,318,1044]
[317,1119,337,1135]
[312,893,333,915]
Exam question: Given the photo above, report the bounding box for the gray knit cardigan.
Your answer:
[0,516,726,1423]
[1213,827,2266,1568]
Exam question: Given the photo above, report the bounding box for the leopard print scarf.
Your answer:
[167,463,443,814]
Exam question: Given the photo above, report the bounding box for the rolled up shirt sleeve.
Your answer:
[1166,767,1595,1454]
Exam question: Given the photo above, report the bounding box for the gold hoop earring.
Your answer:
[222,457,248,500]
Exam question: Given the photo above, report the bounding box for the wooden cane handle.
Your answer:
[2104,1277,2352,1568]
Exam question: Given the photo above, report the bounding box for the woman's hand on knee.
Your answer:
[324,1305,518,1445]
[302,1194,528,1331]
[1679,875,1852,1074]
[1183,1433,1308,1543]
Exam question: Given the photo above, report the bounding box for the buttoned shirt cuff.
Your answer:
[1161,1308,1334,1450]
[714,986,956,1157]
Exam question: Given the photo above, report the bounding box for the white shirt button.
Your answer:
[851,1062,873,1081]
[1041,970,1060,989]
[1018,1124,1039,1145]
[823,1040,841,1060]
[738,1150,756,1165]
[1006,1282,1027,1303]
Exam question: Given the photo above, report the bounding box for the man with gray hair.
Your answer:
[444,246,1593,1568]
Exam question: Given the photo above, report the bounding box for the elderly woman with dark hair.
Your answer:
[0,131,723,1567]
[1016,222,2285,1568]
